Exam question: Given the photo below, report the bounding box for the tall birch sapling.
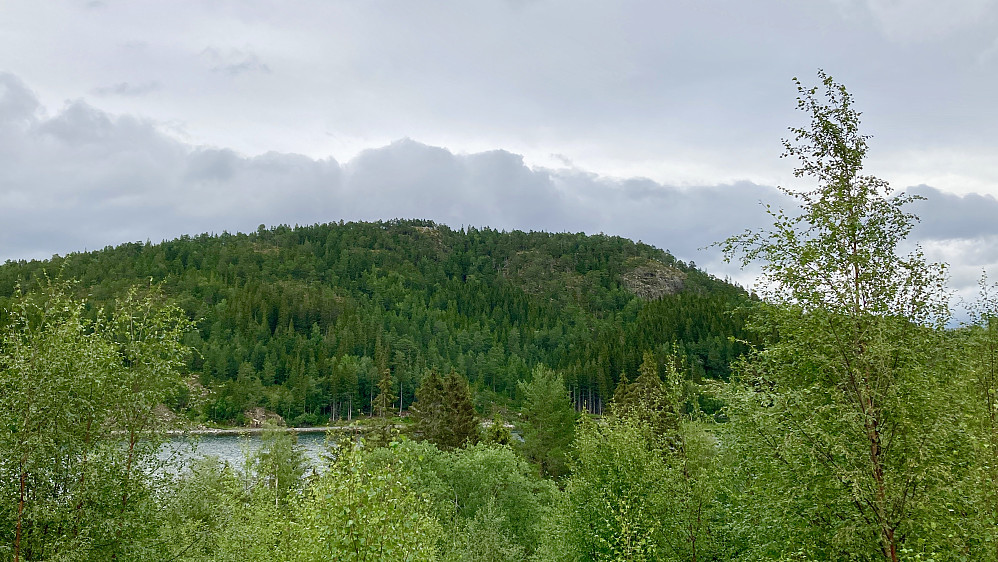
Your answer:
[722,71,959,560]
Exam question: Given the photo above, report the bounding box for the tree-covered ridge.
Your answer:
[9,72,998,561]
[0,220,754,425]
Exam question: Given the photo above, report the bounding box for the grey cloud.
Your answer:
[2,0,997,194]
[0,80,769,277]
[185,148,239,182]
[341,140,572,232]
[908,184,998,240]
[92,81,162,97]
[0,73,40,126]
[39,101,117,145]
[0,82,333,261]
[1,74,992,300]
[904,185,998,310]
[463,150,569,229]
[338,140,782,280]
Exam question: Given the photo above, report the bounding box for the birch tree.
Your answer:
[0,280,190,561]
[721,71,964,560]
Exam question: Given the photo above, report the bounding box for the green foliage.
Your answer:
[366,367,400,447]
[481,412,513,447]
[0,221,753,424]
[559,418,670,561]
[412,369,447,441]
[375,367,397,418]
[722,71,966,560]
[610,350,681,446]
[544,416,724,562]
[954,274,998,558]
[442,371,479,449]
[412,370,479,449]
[569,348,726,562]
[250,427,307,507]
[159,456,284,561]
[363,439,558,559]
[517,366,576,478]
[283,442,442,561]
[0,280,191,561]
[445,499,526,562]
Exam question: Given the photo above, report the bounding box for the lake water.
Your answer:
[158,431,337,474]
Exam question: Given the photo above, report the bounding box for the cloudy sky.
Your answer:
[1,0,997,310]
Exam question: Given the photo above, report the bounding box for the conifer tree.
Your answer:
[374,368,395,419]
[518,366,576,478]
[411,369,446,443]
[482,412,513,447]
[366,367,398,447]
[611,351,680,447]
[442,371,478,449]
[611,369,631,408]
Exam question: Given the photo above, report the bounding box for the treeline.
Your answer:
[7,72,998,560]
[0,220,754,425]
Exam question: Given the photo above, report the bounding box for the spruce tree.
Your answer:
[374,368,396,419]
[368,368,397,447]
[442,371,478,449]
[518,366,576,478]
[481,412,513,447]
[411,369,446,443]
[611,351,681,448]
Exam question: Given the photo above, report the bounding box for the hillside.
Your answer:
[0,219,754,425]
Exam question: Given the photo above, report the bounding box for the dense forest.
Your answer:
[0,218,753,426]
[5,73,998,561]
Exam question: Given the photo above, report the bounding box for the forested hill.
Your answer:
[0,219,754,425]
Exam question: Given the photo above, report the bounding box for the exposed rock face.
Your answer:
[244,407,285,428]
[622,260,686,300]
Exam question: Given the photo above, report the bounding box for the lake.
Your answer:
[158,430,340,474]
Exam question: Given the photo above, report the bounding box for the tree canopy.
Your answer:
[722,70,963,561]
[0,220,754,426]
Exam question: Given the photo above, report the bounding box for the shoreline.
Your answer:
[164,425,370,437]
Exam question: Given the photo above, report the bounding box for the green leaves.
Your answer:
[0,279,191,560]
[550,415,723,561]
[721,72,963,560]
[283,443,442,561]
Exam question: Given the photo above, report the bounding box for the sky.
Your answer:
[1,0,997,312]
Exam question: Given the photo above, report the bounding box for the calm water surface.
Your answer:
[158,431,335,474]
